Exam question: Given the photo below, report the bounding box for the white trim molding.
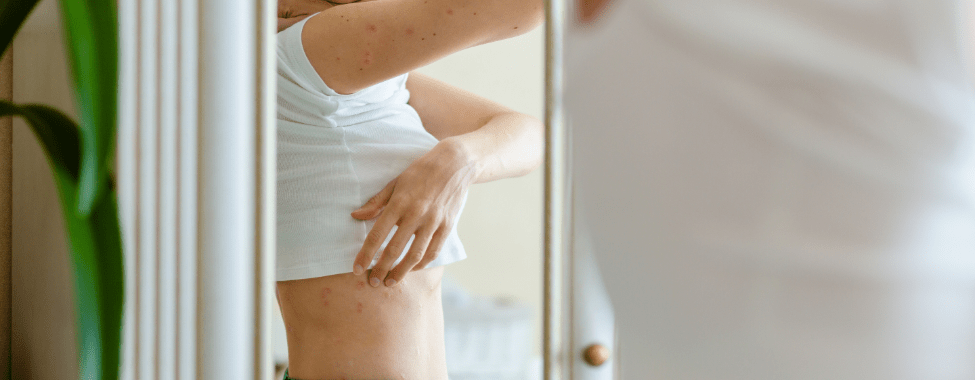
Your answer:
[117,0,276,378]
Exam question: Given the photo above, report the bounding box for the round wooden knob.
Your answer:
[582,343,610,367]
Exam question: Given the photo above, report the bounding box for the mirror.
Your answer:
[271,13,546,380]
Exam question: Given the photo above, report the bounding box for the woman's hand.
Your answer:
[351,139,479,287]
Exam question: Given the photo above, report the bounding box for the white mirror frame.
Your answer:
[543,0,572,379]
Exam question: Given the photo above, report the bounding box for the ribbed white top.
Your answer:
[276,16,467,281]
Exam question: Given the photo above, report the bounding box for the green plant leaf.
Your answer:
[55,173,124,380]
[0,102,80,181]
[1,100,124,380]
[0,0,42,57]
[58,0,118,216]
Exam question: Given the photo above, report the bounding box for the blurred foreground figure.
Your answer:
[565,0,975,379]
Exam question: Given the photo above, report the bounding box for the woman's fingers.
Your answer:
[384,227,433,286]
[413,225,449,271]
[352,212,397,275]
[369,221,417,287]
[351,178,397,220]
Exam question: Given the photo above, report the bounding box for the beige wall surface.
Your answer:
[10,0,79,378]
[2,48,13,380]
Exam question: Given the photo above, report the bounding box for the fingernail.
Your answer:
[353,265,364,275]
[370,277,381,287]
[385,279,396,287]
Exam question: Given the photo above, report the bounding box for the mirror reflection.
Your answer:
[271,1,545,379]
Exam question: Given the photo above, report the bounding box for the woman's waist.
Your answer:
[277,267,448,379]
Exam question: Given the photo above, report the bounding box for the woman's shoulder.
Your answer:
[278,16,409,100]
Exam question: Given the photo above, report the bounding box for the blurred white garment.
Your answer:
[565,0,975,379]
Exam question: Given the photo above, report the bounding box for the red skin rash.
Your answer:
[446,8,453,15]
[356,302,363,313]
[357,281,365,290]
[366,24,377,32]
[361,51,372,65]
[405,27,414,35]
[321,288,331,306]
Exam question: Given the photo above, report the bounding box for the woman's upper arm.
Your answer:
[301,0,543,95]
[405,72,510,141]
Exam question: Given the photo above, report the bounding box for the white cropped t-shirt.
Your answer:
[276,16,467,282]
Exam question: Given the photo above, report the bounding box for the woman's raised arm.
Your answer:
[296,0,543,94]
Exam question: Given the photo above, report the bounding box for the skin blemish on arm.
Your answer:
[361,51,372,65]
[366,24,377,32]
[356,302,363,313]
[357,281,365,290]
[405,27,414,35]
[446,8,453,15]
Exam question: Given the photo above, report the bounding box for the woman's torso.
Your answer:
[566,0,975,378]
[275,16,460,379]
[276,267,448,380]
[276,15,467,282]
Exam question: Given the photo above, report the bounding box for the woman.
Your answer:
[275,0,543,379]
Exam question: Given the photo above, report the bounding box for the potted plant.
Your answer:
[0,1,123,380]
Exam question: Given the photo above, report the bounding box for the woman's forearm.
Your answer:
[442,112,544,185]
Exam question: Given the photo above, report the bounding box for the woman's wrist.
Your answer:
[436,137,484,185]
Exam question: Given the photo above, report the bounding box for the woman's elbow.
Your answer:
[525,116,545,174]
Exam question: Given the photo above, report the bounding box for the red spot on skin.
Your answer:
[405,27,414,35]
[321,288,332,306]
[421,38,425,40]
[432,33,437,36]
[514,26,519,29]
[366,24,377,32]
[446,8,453,15]
[361,51,372,65]
[335,57,340,61]
[356,302,363,313]
[473,12,477,15]
[357,281,365,289]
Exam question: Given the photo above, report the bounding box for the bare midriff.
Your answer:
[276,266,448,380]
